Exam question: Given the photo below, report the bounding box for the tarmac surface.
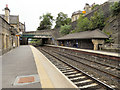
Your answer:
[2,45,41,88]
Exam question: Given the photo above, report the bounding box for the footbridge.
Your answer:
[20,30,56,45]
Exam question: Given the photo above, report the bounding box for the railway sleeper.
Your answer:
[66,73,82,77]
[63,71,78,74]
[58,67,72,70]
[78,83,98,89]
[67,74,83,79]
[59,68,73,71]
[70,76,86,81]
[62,70,76,73]
[71,78,89,83]
[60,69,75,72]
[64,72,79,75]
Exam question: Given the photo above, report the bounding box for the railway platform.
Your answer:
[46,45,119,57]
[2,45,77,88]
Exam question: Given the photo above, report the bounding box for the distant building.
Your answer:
[71,3,97,22]
[19,22,26,33]
[71,10,83,22]
[1,14,25,33]
[84,3,92,14]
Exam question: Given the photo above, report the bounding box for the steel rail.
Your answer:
[39,47,115,90]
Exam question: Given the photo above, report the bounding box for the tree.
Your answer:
[89,11,105,30]
[59,25,72,35]
[37,13,54,30]
[74,10,105,33]
[110,2,120,16]
[55,12,71,28]
[76,15,90,32]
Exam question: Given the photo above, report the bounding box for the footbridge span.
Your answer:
[20,30,57,45]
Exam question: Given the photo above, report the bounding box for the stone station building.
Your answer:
[0,5,25,54]
[57,29,108,50]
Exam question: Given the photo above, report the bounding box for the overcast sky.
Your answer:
[0,0,108,31]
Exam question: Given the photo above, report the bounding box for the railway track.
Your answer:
[43,46,120,78]
[53,49,120,78]
[37,47,116,90]
[41,46,120,88]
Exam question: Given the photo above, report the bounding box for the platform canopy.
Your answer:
[57,29,109,40]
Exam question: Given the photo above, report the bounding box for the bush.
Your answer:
[90,11,105,30]
[110,2,120,16]
[91,4,99,10]
[76,15,90,32]
[70,29,77,33]
[60,25,72,35]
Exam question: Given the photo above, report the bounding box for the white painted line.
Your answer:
[30,45,78,88]
[30,45,54,88]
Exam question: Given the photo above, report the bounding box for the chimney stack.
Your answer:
[5,4,10,23]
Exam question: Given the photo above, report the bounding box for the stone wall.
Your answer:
[0,16,18,54]
[102,13,120,44]
[84,2,111,19]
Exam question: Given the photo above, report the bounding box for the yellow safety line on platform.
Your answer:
[30,45,54,88]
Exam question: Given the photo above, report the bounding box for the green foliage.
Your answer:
[76,15,90,32]
[89,11,105,30]
[30,39,42,45]
[29,39,37,44]
[103,29,111,36]
[70,29,77,33]
[91,4,99,10]
[110,2,120,16]
[59,25,72,35]
[37,13,54,30]
[103,30,113,43]
[73,11,105,33]
[55,12,71,28]
[105,38,113,43]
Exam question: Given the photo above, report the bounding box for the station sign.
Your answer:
[16,34,20,36]
[82,11,86,14]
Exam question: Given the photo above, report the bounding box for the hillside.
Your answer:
[102,13,120,44]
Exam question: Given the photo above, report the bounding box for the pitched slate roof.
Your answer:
[0,14,19,24]
[57,29,108,40]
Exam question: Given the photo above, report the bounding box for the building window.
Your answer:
[75,16,77,21]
